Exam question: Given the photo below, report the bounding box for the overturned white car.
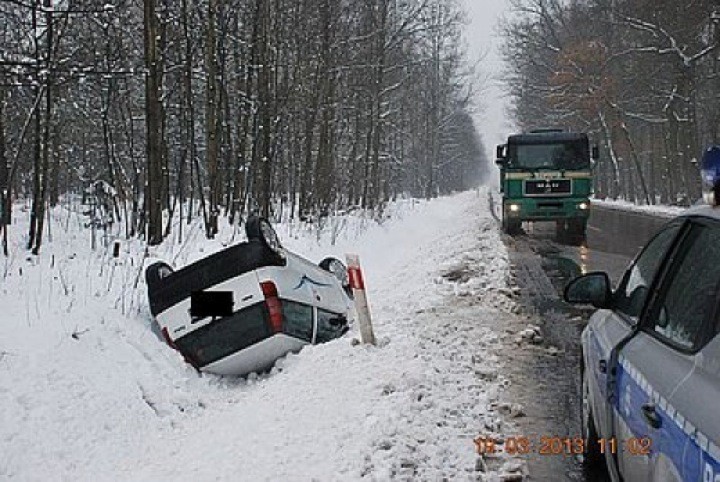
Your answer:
[146,217,354,376]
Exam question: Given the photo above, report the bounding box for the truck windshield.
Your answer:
[509,140,589,170]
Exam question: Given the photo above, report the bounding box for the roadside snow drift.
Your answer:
[0,189,516,481]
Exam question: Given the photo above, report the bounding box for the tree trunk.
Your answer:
[368,0,388,209]
[205,0,221,236]
[31,0,56,255]
[144,0,164,245]
[0,89,8,255]
[257,0,273,219]
[27,1,42,250]
[315,0,335,216]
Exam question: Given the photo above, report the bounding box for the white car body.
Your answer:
[148,232,354,376]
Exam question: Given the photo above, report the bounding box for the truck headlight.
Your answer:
[578,202,589,210]
[509,204,521,213]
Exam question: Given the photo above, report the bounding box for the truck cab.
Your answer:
[496,129,597,244]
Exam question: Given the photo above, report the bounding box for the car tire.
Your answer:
[320,257,353,299]
[319,257,345,275]
[245,216,263,241]
[245,216,283,255]
[146,261,175,317]
[581,369,604,467]
[146,261,174,292]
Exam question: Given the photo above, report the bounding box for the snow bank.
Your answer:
[591,197,687,218]
[1,189,515,481]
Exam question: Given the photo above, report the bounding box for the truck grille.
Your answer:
[524,179,571,196]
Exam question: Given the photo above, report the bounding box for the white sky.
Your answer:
[459,0,515,160]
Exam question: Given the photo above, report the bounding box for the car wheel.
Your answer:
[146,261,174,292]
[581,369,603,467]
[246,216,283,254]
[146,261,174,317]
[320,257,353,299]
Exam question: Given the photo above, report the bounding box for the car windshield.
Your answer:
[509,140,589,170]
[174,304,272,367]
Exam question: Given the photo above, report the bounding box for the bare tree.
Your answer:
[144,0,164,245]
[0,0,487,254]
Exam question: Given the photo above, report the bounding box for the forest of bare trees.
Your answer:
[503,0,720,206]
[0,0,488,253]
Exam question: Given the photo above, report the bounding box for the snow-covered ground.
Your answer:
[1,189,522,481]
[591,197,687,218]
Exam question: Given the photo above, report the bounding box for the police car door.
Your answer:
[615,218,720,482]
[587,222,683,449]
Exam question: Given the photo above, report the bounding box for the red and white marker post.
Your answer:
[345,254,376,345]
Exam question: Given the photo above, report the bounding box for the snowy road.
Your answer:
[493,203,672,481]
[1,189,531,481]
[500,231,611,482]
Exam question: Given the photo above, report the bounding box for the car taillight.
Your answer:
[161,326,199,369]
[260,281,283,333]
[161,326,178,350]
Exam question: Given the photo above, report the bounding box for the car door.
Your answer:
[584,221,683,444]
[669,333,720,482]
[615,218,720,482]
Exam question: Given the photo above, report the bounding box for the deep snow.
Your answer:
[1,189,521,481]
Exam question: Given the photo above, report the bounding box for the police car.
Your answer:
[564,146,720,482]
[146,217,353,376]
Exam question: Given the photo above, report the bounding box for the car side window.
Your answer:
[615,224,681,322]
[283,301,313,342]
[648,223,720,350]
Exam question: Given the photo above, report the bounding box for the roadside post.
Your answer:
[345,254,376,345]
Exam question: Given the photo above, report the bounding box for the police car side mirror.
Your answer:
[564,272,612,309]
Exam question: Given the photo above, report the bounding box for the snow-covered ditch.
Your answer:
[1,189,520,481]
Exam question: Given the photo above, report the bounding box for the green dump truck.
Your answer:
[495,129,597,244]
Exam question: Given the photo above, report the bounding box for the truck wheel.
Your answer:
[557,220,586,245]
[555,220,570,243]
[503,218,521,236]
[568,219,587,246]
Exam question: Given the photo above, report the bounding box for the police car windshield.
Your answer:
[509,140,590,170]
